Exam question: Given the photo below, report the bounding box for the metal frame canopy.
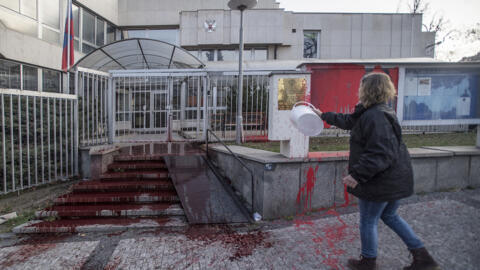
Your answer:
[73,38,205,72]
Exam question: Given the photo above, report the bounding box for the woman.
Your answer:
[313,73,439,270]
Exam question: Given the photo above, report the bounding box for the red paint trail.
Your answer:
[296,166,319,214]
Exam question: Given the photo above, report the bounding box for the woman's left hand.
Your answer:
[343,174,358,188]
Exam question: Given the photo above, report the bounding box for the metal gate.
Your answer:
[112,71,208,143]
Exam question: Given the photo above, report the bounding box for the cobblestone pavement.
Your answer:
[1,189,479,270]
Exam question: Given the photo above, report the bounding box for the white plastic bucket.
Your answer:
[289,102,324,136]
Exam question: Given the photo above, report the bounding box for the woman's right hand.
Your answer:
[312,107,322,117]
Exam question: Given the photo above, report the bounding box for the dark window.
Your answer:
[107,23,116,43]
[22,65,38,91]
[96,17,105,46]
[82,43,96,54]
[0,59,21,89]
[42,69,61,93]
[82,10,95,44]
[200,50,214,62]
[304,31,320,58]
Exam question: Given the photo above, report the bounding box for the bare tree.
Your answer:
[403,0,454,56]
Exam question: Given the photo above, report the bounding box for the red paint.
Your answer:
[306,64,400,128]
[0,243,57,268]
[296,166,319,213]
[184,225,272,261]
[341,184,350,207]
[244,135,269,142]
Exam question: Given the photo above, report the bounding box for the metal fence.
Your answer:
[208,73,270,141]
[0,89,77,194]
[77,68,110,147]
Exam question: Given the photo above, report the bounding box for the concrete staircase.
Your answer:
[14,156,187,233]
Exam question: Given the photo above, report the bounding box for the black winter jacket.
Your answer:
[321,103,414,202]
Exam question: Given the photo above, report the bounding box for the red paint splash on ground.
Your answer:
[0,242,57,268]
[296,165,319,213]
[184,225,272,261]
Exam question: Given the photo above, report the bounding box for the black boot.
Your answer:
[347,255,377,270]
[404,247,440,270]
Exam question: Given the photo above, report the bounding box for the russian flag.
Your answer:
[62,0,74,71]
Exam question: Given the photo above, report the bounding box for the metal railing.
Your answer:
[205,129,255,215]
[208,73,269,142]
[77,68,110,147]
[0,89,77,194]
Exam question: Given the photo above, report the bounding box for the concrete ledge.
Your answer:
[422,146,480,156]
[208,145,479,219]
[408,148,453,158]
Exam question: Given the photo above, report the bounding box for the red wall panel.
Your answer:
[306,64,399,128]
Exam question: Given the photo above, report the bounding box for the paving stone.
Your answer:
[0,241,98,270]
[104,198,479,270]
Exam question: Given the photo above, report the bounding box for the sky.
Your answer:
[277,0,480,61]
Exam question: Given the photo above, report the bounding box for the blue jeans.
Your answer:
[359,199,424,258]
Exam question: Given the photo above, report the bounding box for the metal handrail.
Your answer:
[205,129,255,215]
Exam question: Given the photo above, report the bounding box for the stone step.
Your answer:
[54,191,180,205]
[73,180,175,192]
[107,161,167,171]
[13,216,188,234]
[100,170,169,180]
[114,155,167,162]
[36,203,184,218]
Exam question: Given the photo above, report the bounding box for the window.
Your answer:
[218,50,236,61]
[20,0,36,19]
[199,50,214,62]
[304,31,320,58]
[253,48,267,60]
[0,59,21,89]
[82,10,95,44]
[40,0,60,29]
[96,18,105,46]
[42,69,61,93]
[107,23,116,43]
[124,29,179,45]
[0,0,19,11]
[22,65,38,91]
[82,43,96,54]
[72,4,79,38]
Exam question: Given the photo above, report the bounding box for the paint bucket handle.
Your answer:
[292,101,316,110]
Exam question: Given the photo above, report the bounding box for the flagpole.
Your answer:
[66,0,71,94]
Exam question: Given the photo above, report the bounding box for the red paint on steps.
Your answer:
[55,191,179,204]
[100,170,169,180]
[73,180,174,192]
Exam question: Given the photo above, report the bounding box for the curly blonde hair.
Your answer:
[358,72,396,108]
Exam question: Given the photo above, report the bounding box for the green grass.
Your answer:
[234,131,476,153]
[0,210,35,233]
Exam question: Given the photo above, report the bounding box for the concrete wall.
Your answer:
[208,145,480,219]
[279,13,430,60]
[0,22,63,70]
[118,0,280,26]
